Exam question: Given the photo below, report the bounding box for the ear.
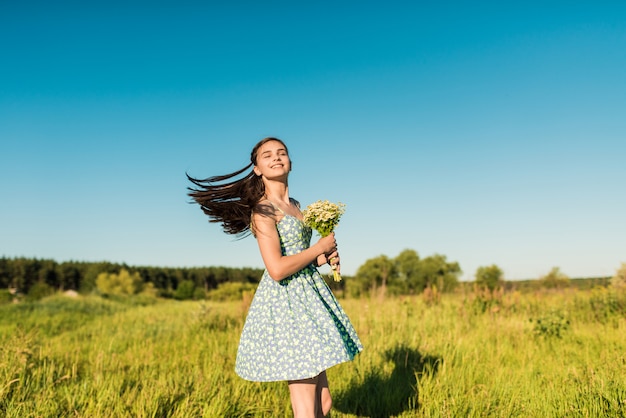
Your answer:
[253,165,261,176]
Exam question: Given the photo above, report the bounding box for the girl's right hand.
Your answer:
[316,232,337,255]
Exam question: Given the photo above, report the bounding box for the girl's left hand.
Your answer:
[326,250,340,273]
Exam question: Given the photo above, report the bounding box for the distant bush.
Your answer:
[207,282,257,302]
[538,267,570,289]
[193,287,207,300]
[611,263,626,289]
[174,280,196,300]
[0,289,14,305]
[96,269,144,296]
[587,286,626,323]
[26,281,55,301]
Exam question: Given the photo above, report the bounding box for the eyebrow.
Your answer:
[260,148,287,155]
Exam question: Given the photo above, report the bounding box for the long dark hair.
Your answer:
[187,137,288,237]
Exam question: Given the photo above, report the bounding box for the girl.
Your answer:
[188,137,363,417]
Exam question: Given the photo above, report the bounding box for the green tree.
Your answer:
[419,254,461,293]
[0,257,9,288]
[475,264,504,291]
[57,262,81,291]
[394,249,422,293]
[10,257,40,293]
[353,251,462,296]
[38,260,59,289]
[353,255,397,297]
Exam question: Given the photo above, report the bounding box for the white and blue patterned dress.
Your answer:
[235,209,363,382]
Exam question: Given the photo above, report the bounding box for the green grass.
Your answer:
[1,289,625,417]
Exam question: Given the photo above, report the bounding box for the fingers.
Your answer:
[319,233,337,254]
[327,251,340,268]
[326,250,339,260]
[327,232,336,249]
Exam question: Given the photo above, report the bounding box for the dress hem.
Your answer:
[235,351,362,382]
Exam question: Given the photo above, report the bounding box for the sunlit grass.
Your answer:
[1,289,625,417]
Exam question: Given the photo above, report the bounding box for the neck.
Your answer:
[263,179,290,204]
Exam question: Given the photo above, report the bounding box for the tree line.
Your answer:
[0,249,464,300]
[0,257,263,300]
[1,253,619,302]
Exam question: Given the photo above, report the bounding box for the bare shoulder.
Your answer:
[252,200,279,237]
[252,200,277,225]
[254,199,278,215]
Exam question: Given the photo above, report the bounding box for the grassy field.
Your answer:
[1,287,625,417]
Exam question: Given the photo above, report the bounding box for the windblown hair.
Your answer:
[187,137,288,237]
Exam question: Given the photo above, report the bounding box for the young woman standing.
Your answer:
[188,137,362,417]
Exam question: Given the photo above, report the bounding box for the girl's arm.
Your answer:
[253,206,337,281]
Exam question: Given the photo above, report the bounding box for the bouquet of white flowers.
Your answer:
[302,200,346,281]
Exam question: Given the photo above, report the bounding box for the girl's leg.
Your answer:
[288,371,332,418]
[288,376,317,418]
[316,371,332,416]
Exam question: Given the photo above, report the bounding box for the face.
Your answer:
[253,139,291,178]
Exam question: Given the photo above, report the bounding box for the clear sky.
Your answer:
[1,1,625,281]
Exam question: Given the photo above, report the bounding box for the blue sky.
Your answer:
[1,1,625,281]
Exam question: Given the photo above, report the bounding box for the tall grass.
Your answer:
[1,288,625,417]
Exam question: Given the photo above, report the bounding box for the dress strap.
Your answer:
[267,200,286,215]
